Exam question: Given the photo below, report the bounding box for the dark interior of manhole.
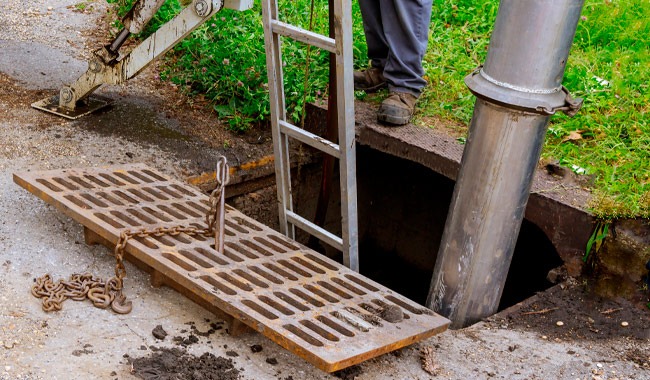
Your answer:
[289,146,564,316]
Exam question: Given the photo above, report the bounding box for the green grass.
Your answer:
[107,0,649,219]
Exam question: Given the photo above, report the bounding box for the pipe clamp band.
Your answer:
[465,67,583,117]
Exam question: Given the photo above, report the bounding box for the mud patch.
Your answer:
[496,283,650,341]
[130,348,240,380]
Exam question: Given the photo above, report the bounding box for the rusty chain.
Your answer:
[31,157,230,314]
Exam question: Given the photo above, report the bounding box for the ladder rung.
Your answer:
[279,120,341,159]
[271,20,336,53]
[286,210,344,251]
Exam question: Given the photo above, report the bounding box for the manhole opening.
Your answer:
[259,146,565,320]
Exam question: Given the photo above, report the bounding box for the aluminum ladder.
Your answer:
[260,0,358,271]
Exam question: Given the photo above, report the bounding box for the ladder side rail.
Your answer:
[334,0,359,271]
[261,0,294,238]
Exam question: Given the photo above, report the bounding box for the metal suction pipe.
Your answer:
[426,0,584,328]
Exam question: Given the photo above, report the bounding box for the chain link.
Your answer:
[31,158,230,314]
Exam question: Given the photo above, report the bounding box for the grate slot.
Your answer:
[97,191,125,206]
[64,195,91,209]
[127,188,155,202]
[156,186,183,198]
[169,234,191,245]
[303,253,338,271]
[273,291,310,312]
[249,266,284,285]
[178,250,213,268]
[141,206,172,222]
[278,259,312,278]
[162,252,197,272]
[142,187,169,200]
[83,175,110,187]
[172,203,202,218]
[225,242,258,260]
[68,176,94,189]
[304,284,339,304]
[112,190,139,204]
[110,210,141,227]
[331,277,366,296]
[127,170,155,183]
[382,295,426,315]
[157,205,187,220]
[126,208,156,224]
[52,177,78,191]
[232,216,263,232]
[94,212,124,229]
[268,234,300,251]
[225,220,248,234]
[233,269,269,289]
[284,324,323,347]
[289,288,325,307]
[195,247,229,266]
[316,315,355,337]
[186,200,209,213]
[98,173,125,186]
[291,256,326,274]
[344,274,379,292]
[142,169,167,182]
[36,179,63,192]
[135,237,158,250]
[317,281,353,300]
[300,320,339,342]
[201,275,237,296]
[113,171,139,184]
[151,235,176,247]
[254,236,286,253]
[243,299,279,320]
[80,193,109,208]
[240,239,273,257]
[217,272,253,292]
[15,164,449,373]
[264,262,299,281]
[259,295,294,316]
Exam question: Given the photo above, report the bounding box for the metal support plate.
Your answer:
[13,164,449,372]
[31,95,113,120]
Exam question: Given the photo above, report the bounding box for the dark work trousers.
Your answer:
[358,0,433,96]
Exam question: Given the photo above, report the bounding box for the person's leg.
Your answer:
[380,0,433,97]
[355,0,389,92]
[376,0,433,125]
[358,0,389,69]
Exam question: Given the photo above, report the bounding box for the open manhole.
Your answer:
[14,163,449,372]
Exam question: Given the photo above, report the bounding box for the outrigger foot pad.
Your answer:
[31,95,113,120]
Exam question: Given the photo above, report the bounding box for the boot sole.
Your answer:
[353,81,387,93]
[377,112,410,126]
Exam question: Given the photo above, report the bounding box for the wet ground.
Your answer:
[0,1,648,380]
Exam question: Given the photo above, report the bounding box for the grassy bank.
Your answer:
[107,0,649,218]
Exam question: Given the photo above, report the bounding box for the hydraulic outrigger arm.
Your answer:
[33,0,253,119]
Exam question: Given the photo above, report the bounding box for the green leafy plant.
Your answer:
[583,222,609,263]
[105,0,649,219]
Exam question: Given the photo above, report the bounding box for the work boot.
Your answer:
[353,67,386,92]
[377,91,418,126]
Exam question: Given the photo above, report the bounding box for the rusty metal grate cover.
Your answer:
[14,164,449,372]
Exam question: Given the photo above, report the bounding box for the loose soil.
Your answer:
[130,348,240,380]
[495,282,650,342]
